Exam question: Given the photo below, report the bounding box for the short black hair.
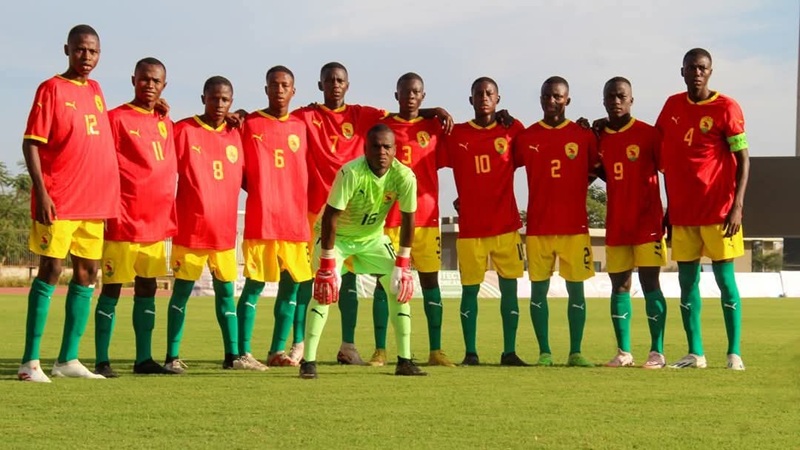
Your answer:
[203,75,233,94]
[397,72,424,89]
[266,65,294,82]
[543,76,569,90]
[134,57,166,76]
[604,76,631,89]
[683,48,713,65]
[320,62,347,79]
[471,76,498,93]
[366,123,394,140]
[67,24,99,43]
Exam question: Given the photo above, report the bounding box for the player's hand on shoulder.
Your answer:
[590,117,609,135]
[155,98,170,118]
[225,109,248,129]
[433,107,454,134]
[496,109,515,128]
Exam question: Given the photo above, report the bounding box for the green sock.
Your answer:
[94,293,118,364]
[237,278,265,355]
[610,292,632,352]
[270,272,298,354]
[166,279,194,359]
[460,284,480,354]
[303,300,330,361]
[58,282,95,363]
[22,278,55,363]
[338,272,358,344]
[422,287,443,351]
[713,262,742,356]
[372,285,389,349]
[530,280,551,354]
[498,276,519,354]
[382,274,412,359]
[566,281,586,355]
[643,289,667,353]
[293,280,312,344]
[132,296,156,364]
[678,262,703,356]
[213,278,238,356]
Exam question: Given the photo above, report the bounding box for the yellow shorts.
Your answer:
[243,239,312,283]
[170,245,238,282]
[456,231,524,285]
[605,238,667,273]
[526,234,595,282]
[671,224,744,262]
[101,240,168,284]
[29,219,104,260]
[385,226,441,273]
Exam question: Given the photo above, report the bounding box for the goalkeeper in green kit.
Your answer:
[300,123,426,378]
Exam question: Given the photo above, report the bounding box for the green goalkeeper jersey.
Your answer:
[324,156,417,242]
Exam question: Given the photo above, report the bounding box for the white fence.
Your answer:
[192,269,798,298]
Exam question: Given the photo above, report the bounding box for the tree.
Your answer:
[586,184,607,229]
[0,161,32,266]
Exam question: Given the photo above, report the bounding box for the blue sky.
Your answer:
[1,0,797,215]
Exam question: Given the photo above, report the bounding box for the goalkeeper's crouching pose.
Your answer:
[300,124,426,378]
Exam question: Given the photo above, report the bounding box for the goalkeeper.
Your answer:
[300,124,425,378]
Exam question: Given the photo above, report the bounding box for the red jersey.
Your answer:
[656,92,747,226]
[599,118,664,246]
[173,116,243,250]
[105,103,177,242]
[23,75,119,220]
[242,111,310,242]
[292,104,387,215]
[441,120,525,239]
[381,115,444,228]
[514,120,599,236]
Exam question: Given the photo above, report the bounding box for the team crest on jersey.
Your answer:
[342,122,354,139]
[226,145,239,163]
[494,137,509,154]
[158,121,168,139]
[172,259,181,274]
[103,259,114,278]
[699,116,714,134]
[39,232,51,250]
[288,134,301,152]
[417,131,431,148]
[626,145,640,161]
[565,142,579,160]
[383,192,396,204]
[94,95,104,113]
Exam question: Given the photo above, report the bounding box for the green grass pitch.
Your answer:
[0,294,797,449]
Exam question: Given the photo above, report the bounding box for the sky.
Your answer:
[1,0,797,216]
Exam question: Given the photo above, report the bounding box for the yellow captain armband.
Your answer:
[727,133,748,152]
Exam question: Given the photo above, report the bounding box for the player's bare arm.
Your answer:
[22,140,56,225]
[419,107,454,134]
[724,148,749,237]
[320,205,343,250]
[399,211,415,249]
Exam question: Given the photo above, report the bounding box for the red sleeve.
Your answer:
[438,133,451,168]
[587,129,600,170]
[512,131,525,169]
[723,98,746,137]
[23,82,55,144]
[654,98,670,134]
[359,105,388,131]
